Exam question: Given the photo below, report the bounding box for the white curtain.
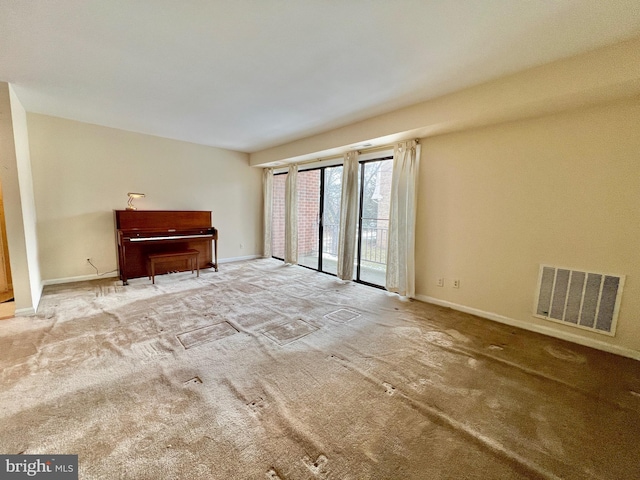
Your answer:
[284,164,298,265]
[386,140,420,297]
[337,151,359,280]
[262,168,273,258]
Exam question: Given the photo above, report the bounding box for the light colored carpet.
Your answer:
[0,259,638,479]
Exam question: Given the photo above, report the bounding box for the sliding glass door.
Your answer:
[356,158,393,286]
[294,165,343,273]
[270,158,392,289]
[320,166,343,275]
[297,170,321,269]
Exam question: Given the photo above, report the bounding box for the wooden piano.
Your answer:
[115,210,218,285]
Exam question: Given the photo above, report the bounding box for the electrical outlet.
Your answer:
[436,278,444,287]
[453,279,460,288]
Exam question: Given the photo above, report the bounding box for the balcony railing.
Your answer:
[322,223,388,266]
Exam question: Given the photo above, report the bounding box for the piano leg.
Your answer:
[120,243,129,286]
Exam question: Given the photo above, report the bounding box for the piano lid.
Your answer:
[115,210,212,231]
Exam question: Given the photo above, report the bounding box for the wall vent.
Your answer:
[534,265,624,336]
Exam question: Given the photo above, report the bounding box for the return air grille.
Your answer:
[534,265,624,336]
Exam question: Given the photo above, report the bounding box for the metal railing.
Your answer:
[322,224,388,265]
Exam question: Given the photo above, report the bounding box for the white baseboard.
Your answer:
[218,254,261,264]
[41,256,261,287]
[42,272,119,286]
[414,294,640,361]
[15,307,36,316]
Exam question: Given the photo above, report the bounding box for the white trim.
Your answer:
[273,148,395,174]
[295,157,344,173]
[218,254,261,264]
[414,294,640,361]
[358,148,393,162]
[40,256,261,286]
[42,272,119,286]
[14,307,36,316]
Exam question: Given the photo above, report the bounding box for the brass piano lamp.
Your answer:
[126,192,145,210]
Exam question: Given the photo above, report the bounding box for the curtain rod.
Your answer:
[276,139,420,169]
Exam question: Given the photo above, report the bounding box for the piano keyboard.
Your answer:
[129,234,214,242]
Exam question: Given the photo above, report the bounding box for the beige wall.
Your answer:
[0,83,41,314]
[27,114,262,282]
[416,98,640,355]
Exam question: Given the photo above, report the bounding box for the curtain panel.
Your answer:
[337,151,359,280]
[284,164,298,265]
[386,140,420,297]
[262,168,273,258]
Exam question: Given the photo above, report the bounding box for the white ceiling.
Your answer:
[1,1,640,153]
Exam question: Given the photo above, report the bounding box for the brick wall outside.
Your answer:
[272,174,286,258]
[271,171,320,257]
[297,170,320,256]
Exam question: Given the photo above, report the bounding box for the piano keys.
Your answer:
[115,210,218,285]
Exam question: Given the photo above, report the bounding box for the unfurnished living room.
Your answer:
[1,1,639,479]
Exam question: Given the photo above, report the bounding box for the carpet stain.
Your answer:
[392,326,422,338]
[303,454,329,477]
[543,344,587,363]
[423,330,455,347]
[383,382,397,396]
[176,321,239,349]
[408,378,429,393]
[266,468,284,479]
[445,328,471,343]
[183,376,203,386]
[247,396,268,414]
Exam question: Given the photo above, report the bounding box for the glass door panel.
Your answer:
[297,170,321,269]
[321,165,343,275]
[357,159,393,286]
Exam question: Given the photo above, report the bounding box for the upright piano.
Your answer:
[115,210,218,285]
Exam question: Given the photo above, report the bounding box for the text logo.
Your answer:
[0,455,78,479]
